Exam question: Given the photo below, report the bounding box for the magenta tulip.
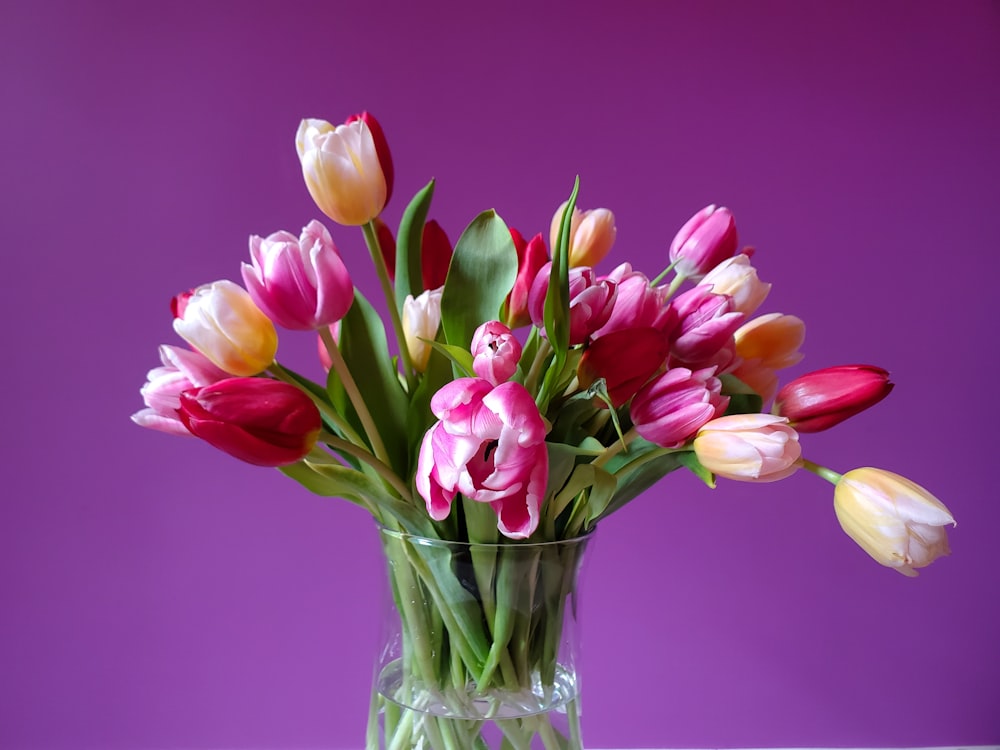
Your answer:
[669,205,738,280]
[415,378,548,539]
[593,263,673,338]
[776,365,893,433]
[578,327,669,407]
[630,367,729,447]
[667,285,744,365]
[528,264,617,345]
[178,378,321,467]
[471,321,522,385]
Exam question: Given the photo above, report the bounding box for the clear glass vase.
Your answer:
[367,526,592,749]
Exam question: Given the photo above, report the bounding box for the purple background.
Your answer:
[3,1,998,747]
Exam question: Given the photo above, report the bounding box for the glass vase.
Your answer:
[367,526,592,750]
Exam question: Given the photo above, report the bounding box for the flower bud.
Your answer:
[505,229,548,329]
[669,205,738,280]
[732,313,805,403]
[402,287,443,373]
[775,365,893,433]
[550,201,617,268]
[373,218,397,281]
[295,118,387,226]
[578,327,669,407]
[178,378,321,467]
[242,220,354,331]
[667,286,744,364]
[528,264,617,345]
[834,468,954,577]
[693,413,800,482]
[131,345,229,436]
[700,253,770,316]
[172,280,278,377]
[471,320,522,385]
[593,263,673,338]
[421,219,453,291]
[344,111,393,205]
[630,367,728,447]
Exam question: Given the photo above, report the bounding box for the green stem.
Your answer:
[524,338,553,399]
[799,458,843,485]
[363,220,418,391]
[650,258,679,287]
[591,427,641,469]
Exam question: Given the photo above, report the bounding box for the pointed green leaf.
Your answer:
[394,180,436,309]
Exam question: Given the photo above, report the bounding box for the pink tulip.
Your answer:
[775,365,893,433]
[577,327,669,407]
[241,220,354,331]
[421,219,453,291]
[505,229,549,329]
[693,414,801,482]
[471,321,522,385]
[667,286,744,365]
[415,378,548,539]
[669,205,738,280]
[592,263,673,338]
[834,468,954,577]
[528,263,617,345]
[131,345,229,436]
[316,321,341,372]
[177,377,321,467]
[700,253,771,316]
[630,367,729,447]
[345,111,394,205]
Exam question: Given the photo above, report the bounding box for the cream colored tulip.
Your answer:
[172,280,278,376]
[834,468,954,577]
[402,287,443,372]
[693,413,800,482]
[295,118,387,226]
[700,254,771,316]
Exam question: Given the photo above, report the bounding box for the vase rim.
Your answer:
[375,522,595,549]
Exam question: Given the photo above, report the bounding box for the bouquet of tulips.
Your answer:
[133,111,956,747]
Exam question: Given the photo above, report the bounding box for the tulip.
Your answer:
[241,220,354,331]
[505,229,549,329]
[630,367,729,447]
[550,201,617,268]
[667,286,744,365]
[700,253,771,316]
[373,218,396,281]
[592,263,673,339]
[775,365,893,433]
[416,378,548,539]
[578,327,669,407]
[131,345,229,436]
[693,413,801,482]
[471,320,522,385]
[178,377,321,467]
[528,263,617,345]
[295,118,387,226]
[173,280,278,377]
[344,111,394,205]
[669,205,738,280]
[402,287,443,373]
[421,219,453,291]
[732,313,806,403]
[833,468,954,577]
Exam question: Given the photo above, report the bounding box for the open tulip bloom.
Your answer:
[134,110,956,747]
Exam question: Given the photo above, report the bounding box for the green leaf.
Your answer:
[720,373,764,415]
[394,180,436,309]
[677,450,717,488]
[440,210,518,350]
[424,340,475,377]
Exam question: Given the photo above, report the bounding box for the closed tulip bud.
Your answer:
[669,205,738,280]
[776,365,893,433]
[667,286,744,364]
[834,468,954,577]
[178,378,321,467]
[700,253,771,316]
[630,367,729,447]
[550,201,617,268]
[471,320,522,385]
[732,313,805,403]
[421,220,454,291]
[172,280,278,377]
[593,263,673,338]
[295,118,387,226]
[242,220,354,331]
[528,264,617,345]
[344,111,394,205]
[373,218,397,281]
[578,327,669,407]
[402,287,443,373]
[693,413,801,482]
[131,345,229,436]
[505,229,549,329]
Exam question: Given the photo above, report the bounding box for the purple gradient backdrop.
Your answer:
[2,1,998,747]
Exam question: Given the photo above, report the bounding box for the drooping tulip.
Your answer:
[415,378,548,539]
[669,205,738,280]
[700,253,771,317]
[402,287,444,373]
[242,220,354,331]
[630,367,729,447]
[131,345,229,436]
[505,229,549,329]
[775,365,893,433]
[471,320,522,385]
[344,111,394,205]
[732,313,806,403]
[833,468,954,577]
[177,377,321,467]
[295,118,387,226]
[693,413,801,482]
[577,327,669,407]
[172,280,278,377]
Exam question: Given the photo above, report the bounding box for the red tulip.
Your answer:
[578,327,669,407]
[775,365,893,433]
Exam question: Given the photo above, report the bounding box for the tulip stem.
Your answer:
[526,339,553,402]
[318,326,392,467]
[592,427,640,469]
[650,259,679,288]
[798,458,842,485]
[363,221,418,392]
[319,431,413,502]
